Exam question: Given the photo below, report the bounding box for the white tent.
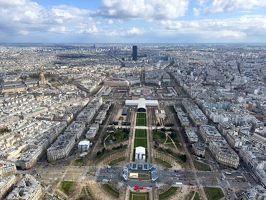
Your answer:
[135,146,146,160]
[125,98,158,112]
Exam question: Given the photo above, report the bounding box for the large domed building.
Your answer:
[39,71,47,85]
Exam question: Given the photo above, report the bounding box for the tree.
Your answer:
[179,154,187,162]
[170,132,177,138]
[160,132,166,139]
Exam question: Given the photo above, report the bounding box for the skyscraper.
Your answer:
[132,45,137,61]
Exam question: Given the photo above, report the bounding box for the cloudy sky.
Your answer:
[0,0,266,43]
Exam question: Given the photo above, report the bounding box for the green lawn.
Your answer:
[205,187,224,200]
[108,157,126,166]
[115,131,125,140]
[194,192,200,200]
[155,158,172,168]
[188,191,200,200]
[134,129,147,148]
[136,113,146,126]
[188,191,194,200]
[134,138,147,147]
[59,181,74,195]
[74,157,84,166]
[136,118,146,126]
[194,160,211,171]
[130,192,149,200]
[153,131,166,143]
[73,154,90,166]
[109,128,130,141]
[157,147,187,163]
[102,184,119,198]
[137,113,146,118]
[135,129,147,138]
[159,187,177,200]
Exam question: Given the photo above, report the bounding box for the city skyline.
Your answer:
[1,42,266,199]
[1,0,266,43]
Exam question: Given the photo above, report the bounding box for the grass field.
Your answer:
[155,158,172,168]
[108,128,130,141]
[134,129,147,148]
[137,113,146,118]
[135,129,147,138]
[102,184,119,198]
[188,191,200,200]
[134,138,147,147]
[108,157,126,166]
[194,192,200,200]
[130,192,149,200]
[74,157,85,166]
[153,131,166,143]
[136,113,146,126]
[205,187,224,200]
[115,131,125,140]
[194,160,211,171]
[136,118,147,126]
[159,187,177,200]
[59,181,74,195]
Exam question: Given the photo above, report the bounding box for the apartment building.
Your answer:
[47,134,75,162]
[95,110,107,124]
[199,125,222,143]
[176,111,190,126]
[225,130,243,149]
[209,140,239,168]
[64,121,86,140]
[0,175,16,199]
[239,185,266,200]
[16,142,46,170]
[240,148,266,186]
[182,99,207,126]
[0,161,17,177]
[86,123,99,140]
[185,127,198,143]
[6,174,42,200]
[192,142,205,157]
[76,107,95,123]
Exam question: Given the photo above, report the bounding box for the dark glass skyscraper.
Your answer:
[132,45,137,61]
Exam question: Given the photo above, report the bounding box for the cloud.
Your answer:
[217,30,246,38]
[107,19,114,24]
[0,0,265,43]
[0,0,94,35]
[197,0,209,6]
[49,26,68,34]
[106,27,144,36]
[160,15,266,40]
[124,27,143,35]
[0,0,144,38]
[193,8,201,16]
[0,0,26,7]
[80,25,99,34]
[18,30,29,35]
[51,5,90,20]
[94,0,189,20]
[78,26,144,37]
[202,0,266,14]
